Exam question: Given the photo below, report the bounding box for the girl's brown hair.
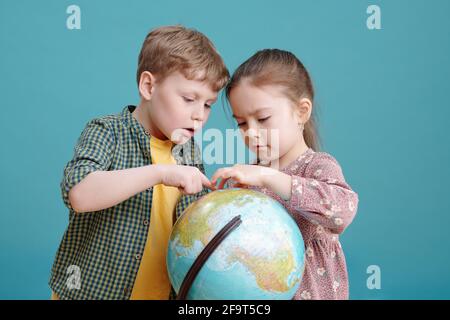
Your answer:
[225,49,320,151]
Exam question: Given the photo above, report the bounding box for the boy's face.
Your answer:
[142,71,218,144]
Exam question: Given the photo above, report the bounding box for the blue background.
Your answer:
[1,0,449,299]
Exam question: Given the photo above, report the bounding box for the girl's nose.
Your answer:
[246,122,262,139]
[245,128,263,149]
[247,127,259,139]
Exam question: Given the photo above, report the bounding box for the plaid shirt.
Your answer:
[49,105,208,300]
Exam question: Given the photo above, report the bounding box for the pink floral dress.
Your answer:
[245,148,359,300]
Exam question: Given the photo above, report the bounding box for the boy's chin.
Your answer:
[170,129,194,145]
[172,137,190,145]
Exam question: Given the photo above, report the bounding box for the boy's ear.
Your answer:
[138,71,156,100]
[294,98,312,124]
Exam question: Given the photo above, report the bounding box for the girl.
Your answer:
[211,49,359,300]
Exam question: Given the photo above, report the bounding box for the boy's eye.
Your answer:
[183,96,194,103]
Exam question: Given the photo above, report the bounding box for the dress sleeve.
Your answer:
[282,153,359,234]
[60,118,116,211]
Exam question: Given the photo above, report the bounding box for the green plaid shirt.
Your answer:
[49,105,208,300]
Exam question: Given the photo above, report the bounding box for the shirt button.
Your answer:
[143,219,149,226]
[135,253,142,261]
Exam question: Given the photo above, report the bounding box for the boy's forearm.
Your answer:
[69,164,166,213]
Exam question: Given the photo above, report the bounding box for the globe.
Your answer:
[167,188,305,300]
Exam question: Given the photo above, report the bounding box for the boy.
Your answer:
[49,25,229,299]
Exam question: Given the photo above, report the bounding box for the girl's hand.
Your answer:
[211,164,275,190]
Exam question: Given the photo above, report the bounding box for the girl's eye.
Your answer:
[237,122,246,127]
[204,103,211,108]
[183,96,194,103]
[258,116,271,123]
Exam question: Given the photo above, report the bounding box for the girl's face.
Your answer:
[229,81,307,165]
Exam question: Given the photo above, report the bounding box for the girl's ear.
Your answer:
[294,98,312,124]
[138,71,156,100]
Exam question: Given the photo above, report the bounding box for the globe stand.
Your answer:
[176,215,242,300]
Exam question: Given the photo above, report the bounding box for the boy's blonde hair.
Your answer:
[137,25,229,91]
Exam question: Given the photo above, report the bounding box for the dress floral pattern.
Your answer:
[245,148,359,300]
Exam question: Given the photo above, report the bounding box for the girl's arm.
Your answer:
[263,154,359,234]
[211,153,358,234]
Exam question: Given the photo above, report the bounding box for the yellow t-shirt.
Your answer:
[130,135,181,300]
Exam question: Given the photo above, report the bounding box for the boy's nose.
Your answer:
[192,107,205,122]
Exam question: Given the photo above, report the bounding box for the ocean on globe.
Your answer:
[166,188,305,300]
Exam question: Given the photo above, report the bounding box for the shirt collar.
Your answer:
[122,105,150,137]
[122,105,152,158]
[121,105,194,164]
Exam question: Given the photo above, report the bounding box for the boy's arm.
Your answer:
[62,118,164,213]
[62,119,211,213]
[68,165,164,213]
[71,163,212,213]
[61,118,115,212]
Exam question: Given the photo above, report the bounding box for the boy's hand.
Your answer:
[159,164,215,194]
[211,165,276,190]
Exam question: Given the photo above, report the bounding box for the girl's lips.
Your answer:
[249,143,266,150]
